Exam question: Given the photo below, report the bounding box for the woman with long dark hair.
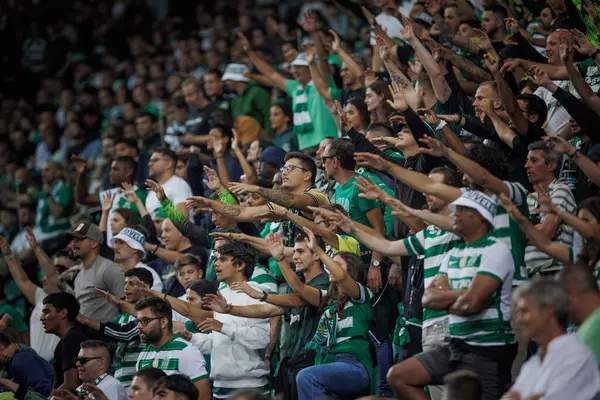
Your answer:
[296,228,376,399]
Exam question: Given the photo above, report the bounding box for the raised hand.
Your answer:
[202,166,222,192]
[121,182,139,204]
[408,60,423,77]
[376,35,390,60]
[418,108,441,126]
[483,53,500,74]
[559,39,573,64]
[255,209,288,224]
[534,187,559,215]
[202,292,230,313]
[328,210,353,234]
[500,58,521,74]
[265,232,285,260]
[306,50,316,66]
[571,28,596,56]
[0,235,11,256]
[334,100,350,129]
[174,328,192,341]
[385,197,417,218]
[419,135,449,157]
[197,318,223,333]
[362,6,376,26]
[583,0,600,29]
[354,152,387,171]
[369,136,400,148]
[186,196,212,210]
[228,182,259,195]
[80,384,109,400]
[70,154,86,175]
[303,227,319,250]
[543,135,575,155]
[498,193,527,223]
[355,175,385,201]
[95,288,122,306]
[237,32,251,53]
[399,15,415,42]
[472,28,493,53]
[230,281,263,299]
[505,18,519,35]
[329,30,342,53]
[145,179,166,201]
[387,81,408,111]
[212,138,225,157]
[529,66,551,87]
[101,192,115,212]
[231,128,240,152]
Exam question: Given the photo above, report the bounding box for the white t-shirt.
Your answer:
[135,262,163,292]
[31,287,60,362]
[77,374,127,400]
[172,293,190,323]
[145,175,193,215]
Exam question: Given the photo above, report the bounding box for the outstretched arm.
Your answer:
[239,33,288,92]
[188,196,270,222]
[228,183,324,211]
[0,237,37,305]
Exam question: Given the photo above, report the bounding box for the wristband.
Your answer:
[569,149,582,158]
[260,290,269,302]
[150,244,159,255]
[275,256,285,262]
[436,120,448,131]
[591,49,600,60]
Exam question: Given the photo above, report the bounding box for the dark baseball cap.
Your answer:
[259,146,287,169]
[66,223,104,244]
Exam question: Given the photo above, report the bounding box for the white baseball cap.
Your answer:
[112,227,147,259]
[221,63,251,82]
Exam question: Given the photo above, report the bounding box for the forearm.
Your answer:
[99,210,109,233]
[312,32,330,80]
[444,53,492,83]
[78,314,102,331]
[161,198,206,245]
[553,87,600,139]
[75,172,90,205]
[336,48,364,85]
[209,200,260,222]
[411,38,450,102]
[266,293,307,309]
[439,126,468,156]
[422,287,463,310]
[215,155,231,187]
[561,65,600,115]
[162,292,212,324]
[413,209,455,232]
[521,60,568,80]
[277,260,322,307]
[32,245,59,280]
[229,303,283,318]
[488,113,516,148]
[246,72,274,88]
[384,60,420,109]
[572,154,600,187]
[233,148,256,183]
[559,209,600,243]
[492,70,519,120]
[384,160,461,203]
[154,247,187,264]
[266,316,281,358]
[309,64,333,101]
[351,221,407,256]
[248,51,286,91]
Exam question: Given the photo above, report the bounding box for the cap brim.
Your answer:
[222,73,250,82]
[66,231,86,240]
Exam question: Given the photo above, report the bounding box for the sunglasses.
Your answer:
[75,357,102,365]
[321,155,336,164]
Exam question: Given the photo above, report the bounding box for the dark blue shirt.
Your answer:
[5,351,54,398]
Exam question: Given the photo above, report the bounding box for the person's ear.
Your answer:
[493,99,502,110]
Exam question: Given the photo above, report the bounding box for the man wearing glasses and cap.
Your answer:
[68,222,125,322]
[388,190,517,400]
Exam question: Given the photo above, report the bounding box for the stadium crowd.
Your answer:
[1,0,600,399]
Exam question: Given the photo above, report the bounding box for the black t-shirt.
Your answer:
[53,326,88,388]
[150,245,208,297]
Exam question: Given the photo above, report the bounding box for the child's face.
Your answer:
[177,264,202,289]
[186,288,202,307]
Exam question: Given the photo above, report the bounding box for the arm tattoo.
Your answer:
[221,205,242,217]
[257,187,295,208]
[385,62,412,90]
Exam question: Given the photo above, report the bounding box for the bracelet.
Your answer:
[224,303,233,314]
[150,244,159,255]
[591,49,600,60]
[570,150,582,158]
[163,293,167,300]
[275,256,285,262]
[259,290,269,302]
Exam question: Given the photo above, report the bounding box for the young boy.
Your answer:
[172,254,205,323]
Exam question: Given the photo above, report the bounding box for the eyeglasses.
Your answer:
[136,316,163,327]
[280,165,309,174]
[148,157,165,164]
[321,156,336,165]
[75,357,102,365]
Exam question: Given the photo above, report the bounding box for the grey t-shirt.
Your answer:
[74,256,125,322]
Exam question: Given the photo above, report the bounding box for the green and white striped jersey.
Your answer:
[462,182,529,285]
[439,234,515,347]
[403,226,462,327]
[136,334,208,382]
[112,313,145,387]
[250,265,278,294]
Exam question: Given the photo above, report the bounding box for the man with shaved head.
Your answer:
[74,340,127,400]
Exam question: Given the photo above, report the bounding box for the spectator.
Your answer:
[145,148,193,218]
[112,227,163,291]
[152,375,199,400]
[68,223,125,322]
[270,101,298,153]
[508,279,600,398]
[181,78,211,138]
[560,263,600,364]
[444,370,483,400]
[75,340,127,400]
[136,112,163,153]
[41,292,88,391]
[130,368,167,400]
[134,297,210,399]
[36,161,73,241]
[0,330,54,399]
[172,254,205,323]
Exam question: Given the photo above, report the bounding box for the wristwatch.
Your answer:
[371,260,381,268]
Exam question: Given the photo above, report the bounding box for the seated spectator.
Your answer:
[152,374,199,400]
[507,279,600,399]
[112,227,163,291]
[134,297,210,399]
[67,223,125,322]
[130,368,167,400]
[75,340,127,400]
[41,292,88,391]
[444,370,483,400]
[0,330,54,398]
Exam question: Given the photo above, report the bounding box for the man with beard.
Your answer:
[41,292,88,391]
[68,222,125,322]
[134,296,210,399]
[144,148,192,218]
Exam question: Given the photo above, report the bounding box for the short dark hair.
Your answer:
[43,292,80,322]
[217,241,255,278]
[152,148,178,167]
[0,331,11,347]
[366,122,394,137]
[80,339,111,363]
[444,370,483,400]
[484,4,508,19]
[516,94,548,128]
[460,19,481,29]
[115,137,138,150]
[124,268,154,288]
[153,374,198,400]
[174,254,204,274]
[430,166,463,188]
[138,111,158,123]
[210,124,234,140]
[114,208,142,227]
[466,144,506,181]
[527,140,562,176]
[134,297,173,329]
[284,152,317,185]
[135,368,167,390]
[203,68,222,80]
[327,138,356,170]
[188,280,219,297]
[114,155,138,177]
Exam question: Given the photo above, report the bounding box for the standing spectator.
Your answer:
[112,227,163,292]
[130,368,167,400]
[36,161,73,241]
[75,340,127,400]
[134,297,211,399]
[145,149,193,218]
[172,255,205,323]
[508,279,600,398]
[41,293,88,391]
[560,263,600,364]
[68,223,125,322]
[181,78,211,139]
[34,122,69,171]
[239,34,336,153]
[270,101,298,153]
[0,330,54,399]
[223,64,271,136]
[136,112,163,153]
[525,141,576,276]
